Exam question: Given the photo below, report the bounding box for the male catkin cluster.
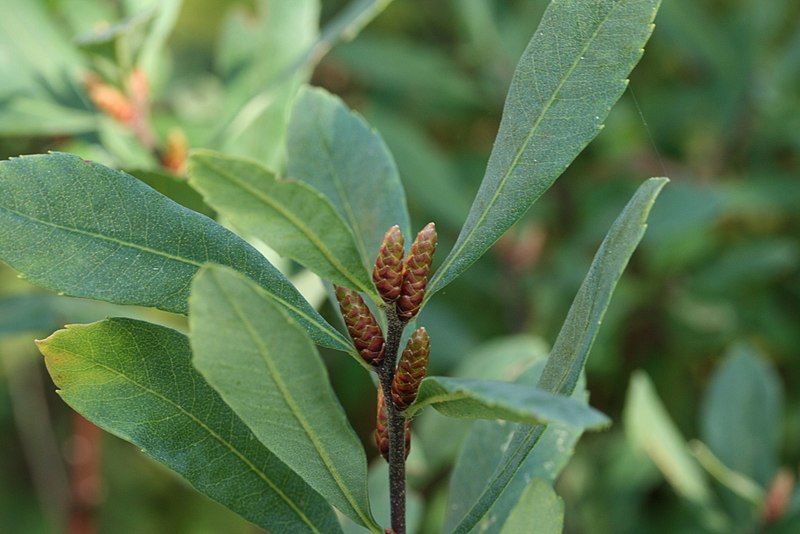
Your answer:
[335,223,437,466]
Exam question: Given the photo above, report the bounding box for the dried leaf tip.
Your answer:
[397,223,437,320]
[391,327,430,411]
[334,285,385,366]
[375,389,411,462]
[372,225,405,303]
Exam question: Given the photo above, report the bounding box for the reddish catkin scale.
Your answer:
[391,327,430,411]
[375,389,411,462]
[372,225,405,303]
[397,223,437,321]
[334,285,385,366]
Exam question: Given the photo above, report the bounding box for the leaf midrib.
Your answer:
[211,271,377,532]
[430,0,625,296]
[194,157,372,294]
[47,343,322,533]
[312,110,370,265]
[0,203,350,351]
[0,204,204,268]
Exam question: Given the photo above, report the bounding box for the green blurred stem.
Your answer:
[377,306,407,533]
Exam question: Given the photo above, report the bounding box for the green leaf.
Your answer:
[189,265,377,530]
[0,98,96,137]
[0,153,349,353]
[407,376,609,429]
[448,177,667,533]
[500,479,564,534]
[427,0,662,298]
[700,343,783,487]
[625,371,714,506]
[445,361,585,534]
[39,318,342,533]
[287,86,410,262]
[415,335,549,476]
[128,168,214,217]
[188,150,375,295]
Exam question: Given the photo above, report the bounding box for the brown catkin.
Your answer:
[391,327,430,411]
[334,285,385,366]
[372,225,405,303]
[397,223,437,321]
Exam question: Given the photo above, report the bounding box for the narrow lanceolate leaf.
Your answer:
[407,377,609,429]
[0,153,350,353]
[445,362,586,534]
[500,479,564,534]
[287,87,411,263]
[190,265,378,531]
[450,177,667,533]
[625,371,714,507]
[189,150,376,296]
[39,319,341,533]
[427,0,662,299]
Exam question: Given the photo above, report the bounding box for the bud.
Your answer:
[335,285,385,366]
[126,69,149,109]
[375,389,411,461]
[162,128,189,174]
[397,223,437,321]
[763,469,795,523]
[391,327,430,411]
[372,225,405,303]
[84,74,135,124]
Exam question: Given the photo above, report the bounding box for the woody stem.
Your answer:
[377,306,406,533]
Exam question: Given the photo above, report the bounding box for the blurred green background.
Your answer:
[1,0,798,532]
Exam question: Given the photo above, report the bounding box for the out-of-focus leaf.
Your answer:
[215,0,319,166]
[332,36,483,116]
[188,150,375,295]
[500,478,564,534]
[625,371,714,506]
[0,295,138,337]
[368,108,472,230]
[428,0,662,299]
[40,318,342,533]
[0,0,85,99]
[690,440,765,506]
[0,98,96,136]
[287,86,410,262]
[408,376,610,429]
[189,265,376,529]
[448,177,667,533]
[700,344,783,486]
[0,153,350,352]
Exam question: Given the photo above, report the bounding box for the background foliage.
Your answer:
[0,0,798,532]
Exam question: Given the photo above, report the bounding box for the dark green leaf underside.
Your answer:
[40,318,341,533]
